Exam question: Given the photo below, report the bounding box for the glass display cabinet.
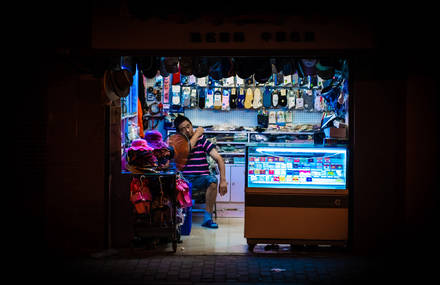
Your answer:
[244,143,349,251]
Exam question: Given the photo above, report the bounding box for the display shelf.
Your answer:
[216,142,247,144]
[121,113,137,120]
[248,131,314,135]
[167,129,313,136]
[166,129,314,165]
[205,130,248,134]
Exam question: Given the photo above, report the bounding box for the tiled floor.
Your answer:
[179,216,248,255]
[178,215,322,255]
[175,202,248,254]
[131,202,352,256]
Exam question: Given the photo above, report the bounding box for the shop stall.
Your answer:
[116,56,349,251]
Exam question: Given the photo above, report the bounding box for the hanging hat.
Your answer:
[254,57,272,83]
[103,69,133,101]
[274,57,295,75]
[113,69,133,97]
[164,57,179,74]
[144,130,169,149]
[192,57,209,78]
[128,139,154,152]
[103,70,119,101]
[316,64,335,80]
[126,139,158,173]
[159,57,169,77]
[282,58,296,75]
[139,56,159,79]
[120,56,136,75]
[316,58,336,80]
[220,57,234,78]
[235,57,255,79]
[300,59,318,76]
[180,57,193,76]
[208,57,223,80]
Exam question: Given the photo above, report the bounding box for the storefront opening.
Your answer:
[112,56,350,254]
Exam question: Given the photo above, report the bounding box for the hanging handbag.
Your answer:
[176,178,193,208]
[130,178,147,214]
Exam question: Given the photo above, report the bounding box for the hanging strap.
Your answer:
[163,76,170,103]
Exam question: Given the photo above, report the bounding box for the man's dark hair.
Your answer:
[174,115,191,131]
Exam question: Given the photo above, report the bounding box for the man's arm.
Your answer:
[209,147,228,196]
[189,126,204,149]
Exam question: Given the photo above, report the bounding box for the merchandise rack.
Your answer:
[126,170,180,252]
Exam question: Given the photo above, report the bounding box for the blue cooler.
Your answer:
[180,206,192,235]
[180,185,193,236]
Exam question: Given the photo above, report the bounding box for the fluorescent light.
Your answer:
[255,147,346,154]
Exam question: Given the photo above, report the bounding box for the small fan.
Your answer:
[166,133,191,171]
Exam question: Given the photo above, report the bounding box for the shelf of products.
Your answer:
[167,129,315,165]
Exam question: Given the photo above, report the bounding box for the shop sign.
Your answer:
[92,15,373,50]
[189,31,315,43]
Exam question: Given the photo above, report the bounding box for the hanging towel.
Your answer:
[137,97,144,138]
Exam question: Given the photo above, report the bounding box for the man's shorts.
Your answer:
[184,174,218,201]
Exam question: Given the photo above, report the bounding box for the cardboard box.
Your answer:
[329,127,347,138]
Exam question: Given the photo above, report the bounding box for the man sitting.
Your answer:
[173,115,227,229]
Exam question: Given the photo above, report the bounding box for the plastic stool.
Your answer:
[191,199,217,219]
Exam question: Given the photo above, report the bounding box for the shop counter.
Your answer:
[244,143,349,251]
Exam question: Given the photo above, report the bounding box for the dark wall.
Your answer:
[44,60,107,256]
[404,74,437,252]
[351,55,407,254]
[23,5,437,257]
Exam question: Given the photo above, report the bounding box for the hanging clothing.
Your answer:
[137,97,144,138]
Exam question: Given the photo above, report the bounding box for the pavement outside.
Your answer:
[24,215,435,284]
[26,247,432,285]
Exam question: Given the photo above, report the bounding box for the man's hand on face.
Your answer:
[194,126,204,138]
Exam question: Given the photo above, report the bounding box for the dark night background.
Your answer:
[17,1,437,282]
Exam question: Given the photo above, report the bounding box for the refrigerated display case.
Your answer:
[244,143,349,251]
